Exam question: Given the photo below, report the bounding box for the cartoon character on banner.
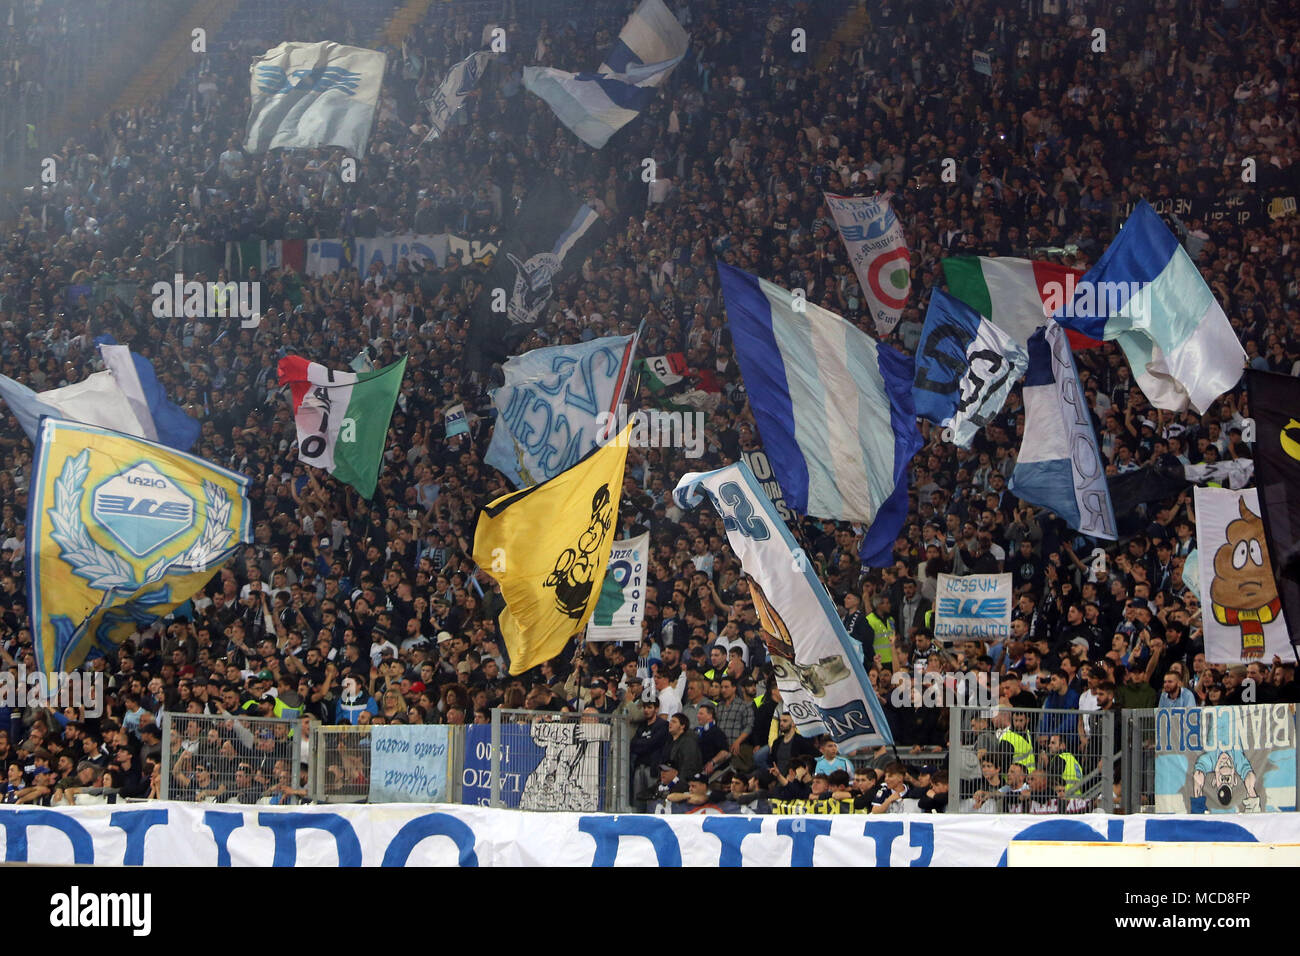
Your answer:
[1209,498,1283,659]
[1191,749,1260,814]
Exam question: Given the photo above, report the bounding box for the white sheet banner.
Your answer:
[674,461,892,749]
[1195,487,1291,663]
[934,573,1013,642]
[2,803,1298,866]
[368,725,451,803]
[587,533,648,641]
[823,192,911,335]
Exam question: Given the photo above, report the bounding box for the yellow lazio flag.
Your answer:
[28,418,252,673]
[473,424,632,674]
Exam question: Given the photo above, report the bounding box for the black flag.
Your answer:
[465,172,607,372]
[1246,369,1300,644]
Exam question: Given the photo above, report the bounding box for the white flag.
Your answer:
[587,534,649,641]
[823,192,911,335]
[245,41,386,156]
[423,51,493,142]
[674,461,894,750]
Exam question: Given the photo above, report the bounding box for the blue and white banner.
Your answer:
[675,461,893,750]
[524,0,687,149]
[444,403,469,438]
[368,725,451,803]
[717,262,922,566]
[485,334,636,488]
[934,573,1013,642]
[588,533,649,641]
[823,192,911,336]
[3,802,1298,866]
[244,41,386,156]
[1052,199,1244,413]
[424,51,493,141]
[461,721,610,811]
[305,235,448,277]
[1010,322,1117,539]
[1154,704,1296,814]
[913,289,1027,447]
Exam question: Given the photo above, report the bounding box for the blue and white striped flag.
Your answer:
[244,41,386,157]
[1010,322,1117,539]
[524,0,687,149]
[717,262,923,567]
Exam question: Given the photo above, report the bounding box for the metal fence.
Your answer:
[160,712,306,805]
[488,709,632,813]
[308,723,467,803]
[949,705,1115,813]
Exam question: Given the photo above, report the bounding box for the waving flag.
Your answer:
[524,0,687,149]
[466,173,606,371]
[245,41,386,156]
[824,192,910,335]
[717,263,922,566]
[636,352,687,392]
[1246,369,1300,643]
[423,51,493,142]
[485,334,637,488]
[472,424,632,674]
[674,462,893,750]
[0,339,200,451]
[278,356,407,499]
[1051,200,1244,413]
[95,336,201,451]
[27,419,251,672]
[912,289,1027,447]
[1010,323,1117,539]
[942,256,1101,349]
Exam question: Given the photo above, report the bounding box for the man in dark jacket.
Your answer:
[663,712,702,781]
[630,700,670,800]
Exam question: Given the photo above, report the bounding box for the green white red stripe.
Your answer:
[278,355,407,499]
[942,256,1102,349]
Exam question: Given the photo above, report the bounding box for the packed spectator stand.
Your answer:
[0,0,1298,816]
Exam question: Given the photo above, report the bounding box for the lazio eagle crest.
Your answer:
[28,419,251,673]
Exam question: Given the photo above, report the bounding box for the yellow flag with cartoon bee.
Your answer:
[472,424,631,674]
[28,418,252,672]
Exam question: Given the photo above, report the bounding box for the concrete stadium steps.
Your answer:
[111,0,240,112]
[379,0,440,47]
[816,0,871,71]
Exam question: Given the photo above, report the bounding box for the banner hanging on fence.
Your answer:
[368,725,451,803]
[933,573,1012,642]
[1153,703,1296,814]
[587,533,648,641]
[461,719,610,811]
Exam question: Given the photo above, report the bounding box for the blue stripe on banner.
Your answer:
[572,72,659,111]
[862,344,923,567]
[732,462,894,747]
[603,39,642,73]
[1022,327,1054,387]
[912,290,979,426]
[1009,458,1080,527]
[717,263,809,512]
[1057,200,1178,341]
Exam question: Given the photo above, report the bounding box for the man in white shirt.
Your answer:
[653,669,683,720]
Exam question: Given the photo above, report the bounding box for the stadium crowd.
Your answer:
[1,0,1299,812]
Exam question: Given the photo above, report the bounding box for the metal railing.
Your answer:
[160,711,306,805]
[308,722,467,803]
[949,705,1114,813]
[487,709,632,812]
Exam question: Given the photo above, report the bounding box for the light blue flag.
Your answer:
[1010,323,1117,539]
[1051,199,1244,413]
[717,262,922,567]
[524,0,687,149]
[485,334,637,488]
[95,336,201,450]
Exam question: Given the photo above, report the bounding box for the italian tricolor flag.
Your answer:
[942,256,1102,349]
[278,355,407,499]
[636,353,688,391]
